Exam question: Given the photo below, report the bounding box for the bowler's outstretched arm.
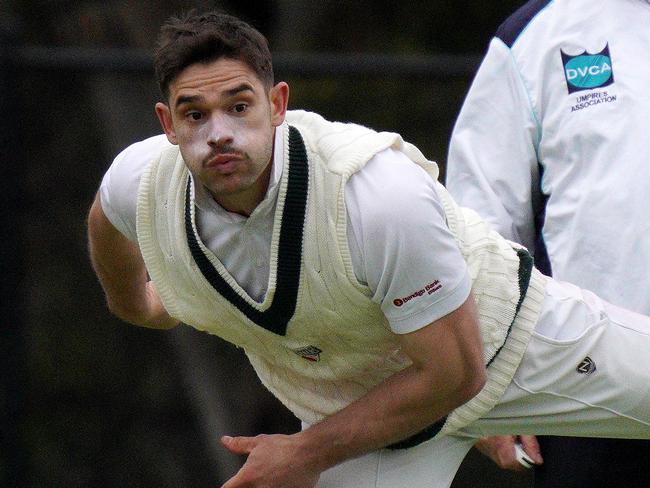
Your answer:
[221,294,487,488]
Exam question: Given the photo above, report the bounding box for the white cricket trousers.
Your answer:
[315,279,650,488]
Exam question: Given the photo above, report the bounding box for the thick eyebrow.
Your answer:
[173,83,256,110]
[174,94,204,110]
[224,82,255,98]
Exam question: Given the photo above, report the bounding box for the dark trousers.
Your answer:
[534,436,650,488]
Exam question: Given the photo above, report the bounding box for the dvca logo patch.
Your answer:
[561,44,614,94]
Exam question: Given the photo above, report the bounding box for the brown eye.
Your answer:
[233,103,248,113]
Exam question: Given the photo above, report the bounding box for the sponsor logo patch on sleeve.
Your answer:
[393,280,442,307]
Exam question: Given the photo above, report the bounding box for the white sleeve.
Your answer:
[445,38,540,252]
[345,148,472,335]
[99,134,172,242]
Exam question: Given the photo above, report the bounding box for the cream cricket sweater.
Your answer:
[136,110,546,439]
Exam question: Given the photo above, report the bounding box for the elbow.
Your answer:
[105,297,178,330]
[105,299,142,324]
[456,365,487,407]
[105,297,147,325]
[464,366,487,403]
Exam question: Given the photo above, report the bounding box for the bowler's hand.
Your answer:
[474,435,543,471]
[221,434,320,488]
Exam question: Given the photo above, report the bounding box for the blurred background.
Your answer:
[2,1,534,486]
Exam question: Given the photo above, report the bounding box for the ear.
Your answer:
[155,102,178,144]
[269,82,289,127]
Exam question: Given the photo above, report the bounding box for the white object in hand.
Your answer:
[514,442,535,469]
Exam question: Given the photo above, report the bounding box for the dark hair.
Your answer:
[153,11,274,100]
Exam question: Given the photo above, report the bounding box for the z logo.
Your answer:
[576,356,597,375]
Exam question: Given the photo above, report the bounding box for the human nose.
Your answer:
[206,114,234,148]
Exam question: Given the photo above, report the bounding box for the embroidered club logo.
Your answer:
[292,345,322,362]
[576,356,597,375]
[561,44,614,94]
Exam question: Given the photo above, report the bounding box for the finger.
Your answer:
[221,469,247,488]
[518,435,543,464]
[221,435,256,455]
[475,436,524,471]
[221,471,246,488]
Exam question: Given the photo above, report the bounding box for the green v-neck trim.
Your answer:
[184,126,308,336]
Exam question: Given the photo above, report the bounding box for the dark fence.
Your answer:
[8,45,481,77]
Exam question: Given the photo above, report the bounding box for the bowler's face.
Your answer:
[156,58,288,216]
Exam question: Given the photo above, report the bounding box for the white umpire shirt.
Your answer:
[446,0,650,315]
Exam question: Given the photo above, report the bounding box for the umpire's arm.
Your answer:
[87,192,179,329]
